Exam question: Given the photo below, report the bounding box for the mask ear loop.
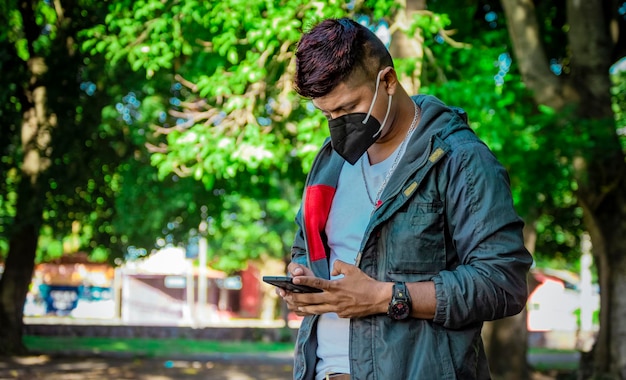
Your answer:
[373,94,392,138]
[362,70,385,124]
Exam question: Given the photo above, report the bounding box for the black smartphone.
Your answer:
[262,276,323,293]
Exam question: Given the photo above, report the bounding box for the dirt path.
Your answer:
[0,354,293,380]
[0,352,577,379]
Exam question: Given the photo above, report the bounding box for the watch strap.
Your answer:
[393,281,408,302]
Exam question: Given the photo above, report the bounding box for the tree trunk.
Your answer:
[502,0,626,377]
[0,221,39,355]
[0,1,53,356]
[389,0,426,94]
[566,0,626,376]
[0,78,50,354]
[580,183,626,379]
[0,92,49,355]
[483,312,529,380]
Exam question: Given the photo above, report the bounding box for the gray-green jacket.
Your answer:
[290,95,533,380]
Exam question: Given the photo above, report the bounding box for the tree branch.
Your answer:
[500,0,572,110]
[566,0,614,118]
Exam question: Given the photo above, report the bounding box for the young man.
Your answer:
[277,17,533,380]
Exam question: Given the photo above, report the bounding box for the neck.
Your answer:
[367,95,418,165]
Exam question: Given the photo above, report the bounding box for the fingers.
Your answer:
[278,261,377,318]
[282,291,323,316]
[331,259,354,277]
[292,275,328,291]
[287,263,312,277]
[274,287,286,297]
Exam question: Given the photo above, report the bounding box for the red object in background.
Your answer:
[239,265,262,317]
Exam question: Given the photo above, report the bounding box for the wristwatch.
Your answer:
[387,282,412,320]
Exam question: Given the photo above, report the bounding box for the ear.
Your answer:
[381,66,399,95]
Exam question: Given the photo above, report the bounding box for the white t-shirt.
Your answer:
[315,150,400,380]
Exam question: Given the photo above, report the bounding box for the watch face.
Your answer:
[390,301,410,320]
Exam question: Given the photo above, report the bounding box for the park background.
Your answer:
[1,0,625,379]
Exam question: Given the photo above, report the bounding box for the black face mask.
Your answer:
[327,70,392,165]
[329,112,386,165]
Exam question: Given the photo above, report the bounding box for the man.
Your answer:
[278,17,533,380]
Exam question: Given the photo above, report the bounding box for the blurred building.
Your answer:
[24,247,266,325]
[527,268,600,350]
[27,252,115,317]
[119,246,230,325]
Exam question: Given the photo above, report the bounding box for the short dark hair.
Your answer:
[294,18,394,98]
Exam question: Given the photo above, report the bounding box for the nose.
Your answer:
[328,113,339,120]
[326,111,347,121]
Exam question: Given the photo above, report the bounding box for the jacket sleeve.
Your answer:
[432,138,533,329]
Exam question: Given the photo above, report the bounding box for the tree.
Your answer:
[0,0,139,354]
[500,0,626,377]
[82,0,434,275]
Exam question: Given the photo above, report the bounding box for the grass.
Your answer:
[23,336,579,373]
[23,336,294,358]
[529,347,578,355]
[527,347,580,372]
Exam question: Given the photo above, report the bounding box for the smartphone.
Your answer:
[262,276,323,293]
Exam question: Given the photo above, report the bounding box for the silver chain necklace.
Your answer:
[360,103,420,208]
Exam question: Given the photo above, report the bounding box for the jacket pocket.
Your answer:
[385,201,446,275]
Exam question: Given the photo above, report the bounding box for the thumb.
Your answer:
[290,265,305,276]
[331,260,349,277]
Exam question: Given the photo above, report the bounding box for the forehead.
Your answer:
[311,78,371,113]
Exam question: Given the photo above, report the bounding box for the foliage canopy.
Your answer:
[1,0,623,273]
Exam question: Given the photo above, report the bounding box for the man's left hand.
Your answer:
[287,260,392,318]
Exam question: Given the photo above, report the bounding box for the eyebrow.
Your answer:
[314,99,356,115]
